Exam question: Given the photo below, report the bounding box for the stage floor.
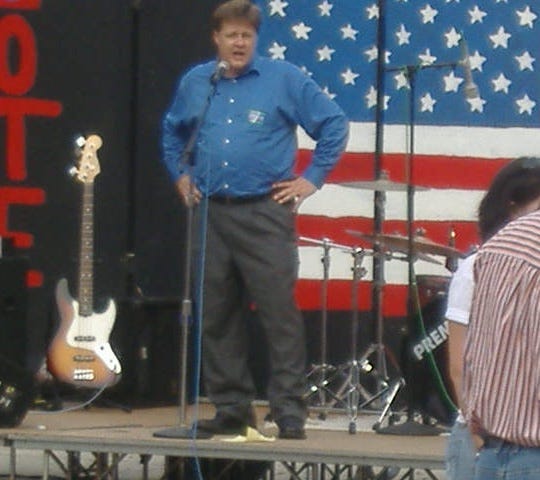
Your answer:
[1,401,448,479]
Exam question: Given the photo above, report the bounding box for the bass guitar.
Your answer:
[47,135,121,388]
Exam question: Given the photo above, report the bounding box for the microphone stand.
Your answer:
[153,74,220,440]
[376,61,461,436]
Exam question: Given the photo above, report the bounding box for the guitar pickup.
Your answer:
[73,355,95,363]
[73,335,96,342]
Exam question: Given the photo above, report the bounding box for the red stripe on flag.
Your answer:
[296,150,509,190]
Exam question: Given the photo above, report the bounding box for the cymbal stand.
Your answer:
[335,247,373,433]
[300,236,338,418]
[330,247,401,433]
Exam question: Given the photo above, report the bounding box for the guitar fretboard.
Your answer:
[78,182,94,317]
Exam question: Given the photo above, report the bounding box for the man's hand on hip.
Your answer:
[272,177,317,212]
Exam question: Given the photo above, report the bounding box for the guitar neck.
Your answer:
[78,182,94,317]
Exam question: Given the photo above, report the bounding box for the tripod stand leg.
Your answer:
[347,360,360,434]
[372,377,405,432]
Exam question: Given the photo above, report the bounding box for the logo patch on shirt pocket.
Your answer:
[247,110,266,125]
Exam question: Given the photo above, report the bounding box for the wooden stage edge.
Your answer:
[1,402,448,476]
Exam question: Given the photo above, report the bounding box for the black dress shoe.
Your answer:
[276,415,306,440]
[194,411,255,436]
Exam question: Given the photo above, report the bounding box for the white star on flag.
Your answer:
[444,28,461,48]
[341,24,358,41]
[517,6,537,28]
[469,6,487,24]
[268,0,288,17]
[515,51,535,71]
[394,71,410,90]
[268,41,286,60]
[318,0,333,17]
[420,93,437,112]
[443,71,464,93]
[419,49,437,65]
[341,68,359,85]
[489,26,511,49]
[492,73,511,94]
[420,4,438,24]
[395,24,411,46]
[516,94,536,115]
[317,45,335,62]
[469,50,486,71]
[292,22,312,40]
[366,4,379,20]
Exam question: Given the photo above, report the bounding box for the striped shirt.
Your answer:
[463,209,540,447]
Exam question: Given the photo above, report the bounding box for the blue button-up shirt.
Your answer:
[161,55,349,197]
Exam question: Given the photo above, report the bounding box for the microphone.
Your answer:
[211,60,229,84]
[459,37,479,99]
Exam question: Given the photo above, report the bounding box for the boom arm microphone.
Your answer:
[459,38,479,99]
[211,60,229,85]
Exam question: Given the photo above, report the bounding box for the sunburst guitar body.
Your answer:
[47,135,121,388]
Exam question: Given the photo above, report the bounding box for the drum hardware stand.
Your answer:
[301,237,339,418]
[326,247,382,433]
[327,247,367,431]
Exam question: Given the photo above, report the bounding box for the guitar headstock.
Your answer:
[72,135,102,184]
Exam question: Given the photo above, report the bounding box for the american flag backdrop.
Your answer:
[255,0,540,316]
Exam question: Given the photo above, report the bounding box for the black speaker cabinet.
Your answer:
[107,297,184,406]
[0,354,34,427]
[0,257,29,367]
[0,256,33,427]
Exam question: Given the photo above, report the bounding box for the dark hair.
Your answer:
[211,0,261,33]
[478,156,540,242]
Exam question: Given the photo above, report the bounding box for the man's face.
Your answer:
[213,19,257,77]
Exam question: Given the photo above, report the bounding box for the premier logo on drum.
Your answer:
[411,320,449,361]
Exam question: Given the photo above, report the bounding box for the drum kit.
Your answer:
[300,173,464,434]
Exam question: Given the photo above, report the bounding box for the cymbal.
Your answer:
[297,235,439,263]
[298,236,357,253]
[339,171,428,192]
[341,179,431,192]
[386,250,442,265]
[340,178,410,192]
[346,230,465,259]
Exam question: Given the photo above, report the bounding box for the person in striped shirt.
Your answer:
[462,166,540,479]
[445,156,540,480]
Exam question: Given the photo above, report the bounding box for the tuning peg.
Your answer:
[68,166,78,177]
[75,135,86,148]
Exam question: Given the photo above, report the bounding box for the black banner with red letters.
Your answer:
[0,0,217,371]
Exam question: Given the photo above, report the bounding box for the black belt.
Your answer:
[208,193,270,205]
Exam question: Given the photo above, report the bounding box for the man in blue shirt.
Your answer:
[162,0,349,440]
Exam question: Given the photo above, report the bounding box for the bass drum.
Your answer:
[405,275,457,426]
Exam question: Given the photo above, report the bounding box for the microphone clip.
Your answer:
[211,60,230,85]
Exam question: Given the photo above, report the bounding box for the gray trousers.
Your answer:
[193,197,307,422]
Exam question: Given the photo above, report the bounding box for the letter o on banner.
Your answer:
[0,14,37,96]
